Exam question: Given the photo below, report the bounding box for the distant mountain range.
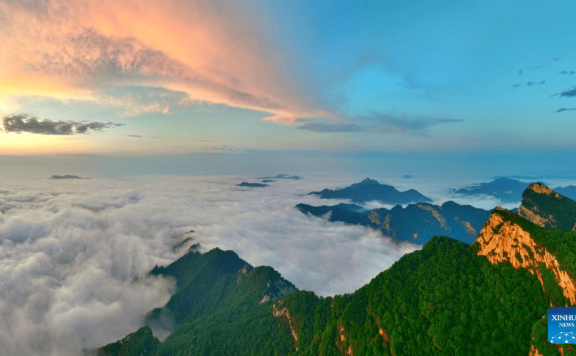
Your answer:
[297,201,490,244]
[555,185,576,201]
[258,174,302,180]
[92,183,576,356]
[51,175,89,179]
[308,178,432,204]
[452,177,528,202]
[237,182,269,188]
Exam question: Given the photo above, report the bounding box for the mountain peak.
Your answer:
[361,178,377,183]
[476,210,576,305]
[527,182,554,195]
[309,179,431,204]
[518,182,576,231]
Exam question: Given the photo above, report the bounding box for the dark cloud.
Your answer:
[513,81,545,88]
[212,145,262,152]
[296,122,362,133]
[362,113,463,133]
[526,81,545,87]
[295,113,462,135]
[2,114,123,135]
[559,87,576,98]
[126,134,161,139]
[51,175,88,179]
[557,108,576,113]
[559,71,575,75]
[517,57,560,76]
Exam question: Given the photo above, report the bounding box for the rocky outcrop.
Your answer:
[273,301,299,351]
[417,204,447,229]
[476,213,576,305]
[529,344,544,356]
[518,182,576,231]
[518,204,556,229]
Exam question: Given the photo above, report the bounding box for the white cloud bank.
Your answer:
[0,175,419,356]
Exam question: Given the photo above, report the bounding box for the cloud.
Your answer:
[126,134,161,139]
[0,175,420,355]
[526,81,545,87]
[362,112,463,133]
[293,113,462,135]
[211,145,262,152]
[557,108,576,113]
[559,71,575,75]
[0,1,320,125]
[2,114,123,135]
[296,122,362,133]
[559,87,576,98]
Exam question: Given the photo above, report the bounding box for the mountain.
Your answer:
[296,201,490,244]
[90,248,297,356]
[518,182,576,231]
[84,326,160,356]
[94,184,576,355]
[258,174,302,180]
[555,185,576,201]
[237,182,269,187]
[276,208,576,355]
[308,178,432,204]
[51,174,89,179]
[453,177,528,202]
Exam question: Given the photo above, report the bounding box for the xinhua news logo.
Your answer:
[549,307,576,344]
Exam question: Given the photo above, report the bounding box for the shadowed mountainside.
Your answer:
[308,178,432,204]
[93,183,576,356]
[297,201,490,244]
[452,177,528,203]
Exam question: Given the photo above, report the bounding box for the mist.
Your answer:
[0,174,421,355]
[1,172,573,355]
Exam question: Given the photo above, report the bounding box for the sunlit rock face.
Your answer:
[518,182,576,231]
[476,212,576,305]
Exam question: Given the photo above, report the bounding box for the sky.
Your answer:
[2,0,576,166]
[2,2,576,353]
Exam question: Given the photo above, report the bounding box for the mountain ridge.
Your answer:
[297,200,490,244]
[453,177,528,203]
[93,182,576,355]
[308,178,432,204]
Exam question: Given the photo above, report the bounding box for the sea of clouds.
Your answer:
[0,173,566,355]
[0,174,419,355]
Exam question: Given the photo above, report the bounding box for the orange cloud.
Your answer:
[0,0,319,123]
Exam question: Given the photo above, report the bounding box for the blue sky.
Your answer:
[1,0,576,162]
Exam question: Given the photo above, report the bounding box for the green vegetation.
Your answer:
[283,236,550,355]
[95,187,576,355]
[521,183,576,231]
[93,248,296,356]
[89,326,160,356]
